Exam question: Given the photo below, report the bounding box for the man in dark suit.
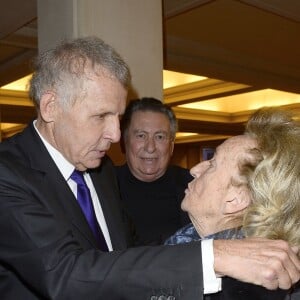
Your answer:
[0,36,299,299]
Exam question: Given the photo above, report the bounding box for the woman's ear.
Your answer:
[39,92,57,122]
[223,185,251,214]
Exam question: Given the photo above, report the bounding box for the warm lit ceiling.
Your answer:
[1,0,300,142]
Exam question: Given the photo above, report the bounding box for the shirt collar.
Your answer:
[33,120,75,180]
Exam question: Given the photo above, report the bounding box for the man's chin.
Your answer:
[86,157,103,169]
[138,171,163,182]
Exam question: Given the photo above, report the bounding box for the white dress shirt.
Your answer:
[33,121,113,251]
[202,239,222,293]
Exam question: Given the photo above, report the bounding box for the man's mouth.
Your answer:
[94,149,108,158]
[141,157,157,162]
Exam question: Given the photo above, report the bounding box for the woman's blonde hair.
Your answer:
[242,107,300,247]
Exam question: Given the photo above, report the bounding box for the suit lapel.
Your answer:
[90,162,127,250]
[18,124,100,249]
[46,170,100,248]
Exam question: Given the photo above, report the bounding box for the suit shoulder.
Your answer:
[0,139,27,169]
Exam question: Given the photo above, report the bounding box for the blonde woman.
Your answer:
[166,107,300,299]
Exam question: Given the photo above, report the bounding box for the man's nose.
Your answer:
[144,136,156,153]
[106,117,121,143]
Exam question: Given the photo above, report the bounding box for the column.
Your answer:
[38,0,163,164]
[37,0,163,100]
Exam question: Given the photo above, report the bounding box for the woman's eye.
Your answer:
[208,159,215,168]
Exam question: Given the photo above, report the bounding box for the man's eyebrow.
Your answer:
[155,130,168,134]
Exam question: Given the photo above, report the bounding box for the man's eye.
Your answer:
[156,134,165,140]
[98,114,106,120]
[154,133,168,142]
[135,133,146,140]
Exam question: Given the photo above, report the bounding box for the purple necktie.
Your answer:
[71,170,108,251]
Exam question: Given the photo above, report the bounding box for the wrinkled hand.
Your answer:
[213,238,300,290]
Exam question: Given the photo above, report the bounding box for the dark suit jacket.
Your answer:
[205,277,288,300]
[0,123,203,299]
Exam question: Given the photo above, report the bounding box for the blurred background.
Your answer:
[1,0,300,167]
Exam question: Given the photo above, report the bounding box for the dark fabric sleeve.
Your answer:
[0,160,204,299]
[205,276,288,300]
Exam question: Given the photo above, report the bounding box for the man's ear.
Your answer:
[223,185,251,214]
[39,92,57,122]
[170,141,175,155]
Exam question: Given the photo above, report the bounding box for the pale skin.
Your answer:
[214,238,300,290]
[124,110,174,182]
[182,135,255,237]
[36,67,300,290]
[36,71,127,171]
[182,135,300,289]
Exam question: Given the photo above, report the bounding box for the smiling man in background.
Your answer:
[116,97,192,246]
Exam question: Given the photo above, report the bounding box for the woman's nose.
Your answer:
[190,161,205,178]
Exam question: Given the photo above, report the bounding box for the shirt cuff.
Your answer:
[201,239,222,294]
